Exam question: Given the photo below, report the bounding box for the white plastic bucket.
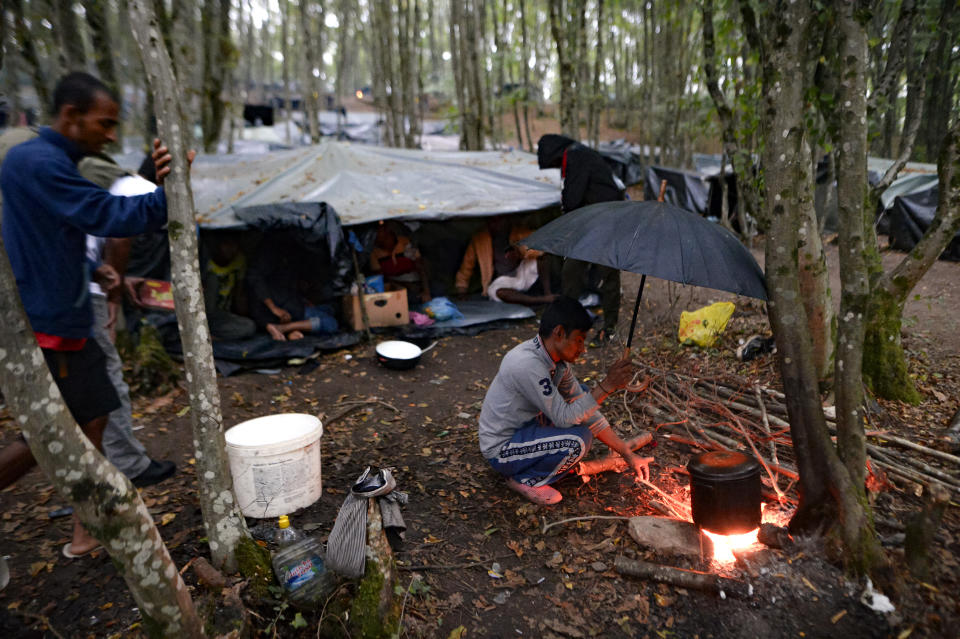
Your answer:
[225,413,323,518]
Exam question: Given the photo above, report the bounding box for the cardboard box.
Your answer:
[342,288,409,331]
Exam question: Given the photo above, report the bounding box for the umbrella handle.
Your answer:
[626,274,646,350]
[658,180,667,202]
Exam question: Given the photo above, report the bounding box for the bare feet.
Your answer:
[64,515,100,557]
[505,478,562,505]
[266,324,286,341]
[288,330,305,340]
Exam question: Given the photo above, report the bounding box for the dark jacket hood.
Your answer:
[537,134,577,169]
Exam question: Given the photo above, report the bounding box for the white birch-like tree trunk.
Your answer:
[128,0,250,572]
[0,243,203,638]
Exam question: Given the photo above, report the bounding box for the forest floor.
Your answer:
[1,242,959,638]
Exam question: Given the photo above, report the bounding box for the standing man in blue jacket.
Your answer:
[0,72,186,558]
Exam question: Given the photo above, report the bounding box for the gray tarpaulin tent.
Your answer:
[190,140,562,227]
[148,142,558,371]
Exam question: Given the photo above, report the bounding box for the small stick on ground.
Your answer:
[542,515,631,535]
[614,556,752,598]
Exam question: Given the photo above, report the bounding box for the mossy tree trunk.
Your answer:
[743,0,888,581]
[349,500,400,639]
[129,0,251,573]
[863,119,960,403]
[0,242,203,638]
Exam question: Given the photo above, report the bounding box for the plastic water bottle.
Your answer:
[271,515,332,604]
[274,515,303,545]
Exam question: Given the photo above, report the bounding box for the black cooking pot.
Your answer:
[688,450,762,535]
[375,340,437,370]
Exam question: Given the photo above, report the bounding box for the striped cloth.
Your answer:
[326,468,407,578]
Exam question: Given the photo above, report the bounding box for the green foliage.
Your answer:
[291,612,308,629]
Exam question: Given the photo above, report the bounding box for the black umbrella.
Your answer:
[523,200,766,348]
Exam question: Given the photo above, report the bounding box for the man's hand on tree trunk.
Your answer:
[152,138,197,186]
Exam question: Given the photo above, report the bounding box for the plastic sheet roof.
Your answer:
[190,141,562,228]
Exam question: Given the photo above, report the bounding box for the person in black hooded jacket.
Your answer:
[537,134,625,341]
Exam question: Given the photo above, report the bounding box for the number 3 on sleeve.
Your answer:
[538,377,553,396]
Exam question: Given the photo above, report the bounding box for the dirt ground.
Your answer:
[1,243,959,639]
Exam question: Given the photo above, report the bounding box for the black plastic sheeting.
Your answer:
[155,299,535,375]
[233,201,355,295]
[888,185,960,261]
[643,166,710,216]
[596,140,645,186]
[156,314,361,376]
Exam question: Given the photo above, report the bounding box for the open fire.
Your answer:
[703,527,760,563]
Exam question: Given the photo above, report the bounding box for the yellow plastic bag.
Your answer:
[677,302,736,347]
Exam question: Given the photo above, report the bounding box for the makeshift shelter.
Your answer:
[142,142,562,371]
[883,178,960,261]
[595,140,645,186]
[643,165,711,217]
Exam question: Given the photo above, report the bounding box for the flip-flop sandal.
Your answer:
[62,542,102,559]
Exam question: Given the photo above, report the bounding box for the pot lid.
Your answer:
[687,450,761,481]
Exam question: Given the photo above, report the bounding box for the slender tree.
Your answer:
[548,0,581,139]
[299,0,323,144]
[0,249,202,638]
[129,0,252,573]
[11,0,50,115]
[741,0,889,580]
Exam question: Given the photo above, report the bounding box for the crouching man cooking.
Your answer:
[478,296,653,505]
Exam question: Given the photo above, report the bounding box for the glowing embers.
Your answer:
[702,527,760,564]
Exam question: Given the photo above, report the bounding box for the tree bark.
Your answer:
[863,120,960,403]
[281,0,292,144]
[54,0,87,72]
[753,0,887,581]
[919,0,960,163]
[797,212,834,384]
[11,0,50,115]
[588,0,604,148]
[702,0,757,241]
[548,0,579,140]
[82,0,119,94]
[129,0,251,573]
[519,0,534,152]
[831,0,870,500]
[0,248,202,638]
[334,0,352,135]
[299,0,323,144]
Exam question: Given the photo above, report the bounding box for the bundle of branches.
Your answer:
[617,360,960,504]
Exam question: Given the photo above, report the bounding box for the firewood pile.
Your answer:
[613,360,960,503]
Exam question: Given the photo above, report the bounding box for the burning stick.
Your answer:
[575,433,653,477]
[614,557,753,598]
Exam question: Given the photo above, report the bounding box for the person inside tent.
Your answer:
[454,215,557,306]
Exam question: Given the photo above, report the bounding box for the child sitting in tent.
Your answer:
[247,232,339,341]
[368,221,432,304]
[202,232,257,341]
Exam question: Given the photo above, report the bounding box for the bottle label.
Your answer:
[281,556,323,591]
